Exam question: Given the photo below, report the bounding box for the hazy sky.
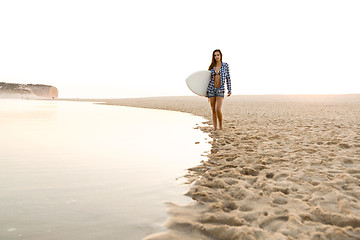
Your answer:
[1,0,359,98]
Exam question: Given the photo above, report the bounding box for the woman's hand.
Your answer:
[228,92,232,97]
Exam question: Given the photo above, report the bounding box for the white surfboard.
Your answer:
[185,70,211,97]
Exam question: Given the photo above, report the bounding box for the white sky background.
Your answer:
[0,0,359,98]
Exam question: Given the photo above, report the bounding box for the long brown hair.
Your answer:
[208,49,222,70]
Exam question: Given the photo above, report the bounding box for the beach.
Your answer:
[72,95,360,239]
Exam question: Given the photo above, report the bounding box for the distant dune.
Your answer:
[0,82,58,99]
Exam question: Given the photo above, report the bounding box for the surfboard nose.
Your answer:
[185,70,211,97]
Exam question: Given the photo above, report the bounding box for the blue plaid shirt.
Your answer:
[207,62,232,95]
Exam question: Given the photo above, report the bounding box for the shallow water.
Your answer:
[0,99,210,240]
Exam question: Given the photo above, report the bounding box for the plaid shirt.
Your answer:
[207,62,232,94]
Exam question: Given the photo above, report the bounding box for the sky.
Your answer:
[0,0,359,98]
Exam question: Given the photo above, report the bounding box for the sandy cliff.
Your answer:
[0,82,58,99]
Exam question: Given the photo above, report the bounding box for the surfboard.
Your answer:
[185,70,211,97]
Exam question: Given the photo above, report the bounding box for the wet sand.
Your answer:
[72,95,360,239]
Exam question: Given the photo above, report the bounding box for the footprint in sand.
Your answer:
[273,173,289,181]
[200,213,245,226]
[339,143,351,149]
[266,172,274,178]
[239,204,253,212]
[240,167,259,176]
[273,197,288,205]
[273,187,290,195]
[259,216,289,232]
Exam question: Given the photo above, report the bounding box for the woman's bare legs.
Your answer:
[209,97,217,130]
[216,96,224,130]
[209,96,224,130]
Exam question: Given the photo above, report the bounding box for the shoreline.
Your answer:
[62,95,360,239]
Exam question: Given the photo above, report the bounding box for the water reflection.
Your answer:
[0,99,210,240]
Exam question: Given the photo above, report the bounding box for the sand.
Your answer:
[71,95,360,239]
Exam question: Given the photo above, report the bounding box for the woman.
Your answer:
[207,49,232,130]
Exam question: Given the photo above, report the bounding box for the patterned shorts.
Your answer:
[207,88,224,98]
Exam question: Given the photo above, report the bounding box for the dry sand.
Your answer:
[74,95,360,239]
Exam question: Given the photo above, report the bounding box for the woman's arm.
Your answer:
[226,63,232,96]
